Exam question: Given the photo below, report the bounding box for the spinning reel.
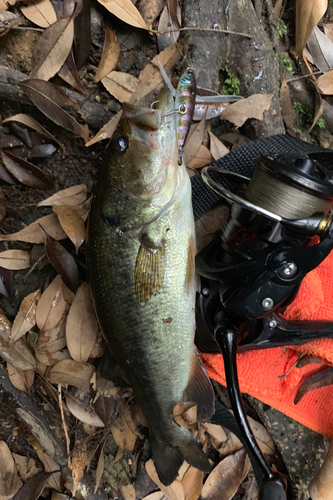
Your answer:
[195,153,333,499]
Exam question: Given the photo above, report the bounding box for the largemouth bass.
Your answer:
[87,87,214,485]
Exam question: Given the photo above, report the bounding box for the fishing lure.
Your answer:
[156,57,243,164]
[175,68,197,164]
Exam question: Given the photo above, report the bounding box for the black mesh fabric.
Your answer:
[191,134,331,220]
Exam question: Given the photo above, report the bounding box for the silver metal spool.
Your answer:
[201,166,283,223]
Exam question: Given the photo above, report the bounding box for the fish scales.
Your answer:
[87,87,214,485]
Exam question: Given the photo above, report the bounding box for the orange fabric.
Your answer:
[201,250,333,438]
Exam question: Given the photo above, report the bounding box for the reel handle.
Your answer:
[214,323,287,500]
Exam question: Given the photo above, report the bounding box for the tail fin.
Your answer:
[150,426,211,486]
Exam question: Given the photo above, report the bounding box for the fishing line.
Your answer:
[245,157,333,219]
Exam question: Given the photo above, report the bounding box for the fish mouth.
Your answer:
[121,88,176,148]
[122,88,175,131]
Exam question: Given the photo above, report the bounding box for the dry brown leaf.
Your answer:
[101,71,140,103]
[0,250,30,270]
[85,110,123,146]
[139,0,164,27]
[157,4,181,51]
[37,310,67,353]
[2,114,60,147]
[295,367,333,405]
[94,28,121,83]
[94,444,105,494]
[38,185,87,207]
[111,400,137,452]
[0,148,54,190]
[201,422,228,449]
[306,25,333,72]
[36,451,61,491]
[121,484,136,500]
[0,310,36,371]
[89,330,103,358]
[173,402,198,429]
[21,0,57,28]
[317,70,333,94]
[130,37,187,105]
[13,470,60,500]
[52,205,86,253]
[187,144,213,169]
[141,492,165,500]
[295,0,327,57]
[7,363,34,393]
[49,359,95,390]
[273,0,283,17]
[247,416,275,455]
[0,441,22,498]
[96,0,148,30]
[66,282,98,362]
[280,74,296,130]
[202,449,247,500]
[36,347,70,366]
[324,23,333,42]
[184,115,207,166]
[181,466,203,500]
[145,459,184,500]
[12,454,42,482]
[11,289,41,343]
[66,396,105,427]
[208,131,229,161]
[0,0,17,11]
[70,433,91,495]
[308,82,324,133]
[220,94,273,128]
[19,80,89,143]
[31,17,74,81]
[36,275,67,331]
[0,213,67,244]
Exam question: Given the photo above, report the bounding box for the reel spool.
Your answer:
[245,154,333,219]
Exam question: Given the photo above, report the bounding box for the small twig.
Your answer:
[58,384,72,469]
[151,26,252,39]
[287,70,323,83]
[302,54,317,82]
[23,252,46,280]
[0,26,44,31]
[278,353,306,379]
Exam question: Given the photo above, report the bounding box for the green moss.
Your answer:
[276,21,287,38]
[277,53,294,75]
[317,117,326,129]
[292,128,308,142]
[293,101,326,129]
[293,101,310,121]
[221,60,240,95]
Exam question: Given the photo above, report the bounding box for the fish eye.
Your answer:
[114,136,128,152]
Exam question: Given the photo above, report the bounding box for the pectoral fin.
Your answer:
[183,349,215,421]
[134,235,164,303]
